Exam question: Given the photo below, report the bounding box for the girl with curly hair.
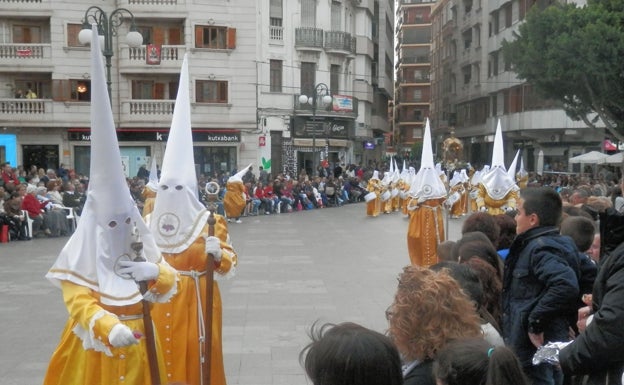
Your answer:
[387,266,483,385]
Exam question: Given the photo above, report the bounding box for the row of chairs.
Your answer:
[20,207,78,239]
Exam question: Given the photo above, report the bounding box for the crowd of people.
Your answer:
[0,162,87,240]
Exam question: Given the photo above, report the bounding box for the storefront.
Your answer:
[68,128,241,178]
[291,116,354,175]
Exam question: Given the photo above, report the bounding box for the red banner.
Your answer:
[146,44,161,65]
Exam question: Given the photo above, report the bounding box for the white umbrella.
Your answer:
[603,152,623,165]
[569,151,608,164]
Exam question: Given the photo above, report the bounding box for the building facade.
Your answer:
[430,0,603,172]
[0,0,257,178]
[394,0,436,160]
[256,0,394,176]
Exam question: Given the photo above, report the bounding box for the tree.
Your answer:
[502,0,624,141]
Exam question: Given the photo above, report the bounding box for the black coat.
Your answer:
[559,242,624,385]
[403,360,436,385]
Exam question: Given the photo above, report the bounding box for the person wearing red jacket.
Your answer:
[1,162,20,189]
[19,184,50,236]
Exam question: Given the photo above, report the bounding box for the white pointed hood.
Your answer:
[480,120,518,200]
[228,163,252,184]
[46,25,162,306]
[409,119,447,200]
[507,149,520,179]
[146,156,159,191]
[392,158,400,183]
[518,156,528,178]
[449,171,462,187]
[371,170,380,181]
[399,159,409,181]
[150,54,209,254]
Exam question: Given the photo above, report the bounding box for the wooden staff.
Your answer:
[202,181,220,385]
[131,226,161,385]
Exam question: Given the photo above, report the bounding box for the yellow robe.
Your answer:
[151,216,236,385]
[44,265,176,385]
[475,184,519,216]
[406,197,446,267]
[366,180,382,217]
[223,180,246,218]
[449,184,465,218]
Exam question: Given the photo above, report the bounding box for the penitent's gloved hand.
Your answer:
[109,323,139,347]
[117,260,159,281]
[205,236,223,263]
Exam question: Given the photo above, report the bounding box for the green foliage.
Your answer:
[502,1,624,138]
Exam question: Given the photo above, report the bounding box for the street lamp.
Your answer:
[299,83,332,176]
[78,6,143,102]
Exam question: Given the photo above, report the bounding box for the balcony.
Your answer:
[123,100,175,120]
[324,31,356,56]
[270,26,284,42]
[400,55,430,65]
[0,0,51,10]
[295,28,324,52]
[0,44,53,71]
[119,45,185,73]
[0,98,50,121]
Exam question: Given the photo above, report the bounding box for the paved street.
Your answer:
[0,202,465,385]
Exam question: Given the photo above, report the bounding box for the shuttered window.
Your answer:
[301,0,316,28]
[194,26,236,49]
[196,80,228,103]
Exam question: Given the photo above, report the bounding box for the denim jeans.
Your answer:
[526,363,563,385]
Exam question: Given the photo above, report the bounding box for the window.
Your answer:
[270,0,283,41]
[462,65,471,84]
[331,1,342,31]
[330,65,340,95]
[12,24,42,43]
[412,89,422,101]
[52,79,89,102]
[194,26,236,49]
[301,0,317,28]
[270,60,283,93]
[300,62,316,95]
[137,25,183,45]
[270,18,283,41]
[131,80,177,100]
[67,23,83,47]
[196,80,228,103]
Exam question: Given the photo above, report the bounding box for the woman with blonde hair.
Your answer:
[387,266,483,385]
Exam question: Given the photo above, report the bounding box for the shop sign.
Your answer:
[259,136,266,147]
[292,117,352,139]
[69,130,241,143]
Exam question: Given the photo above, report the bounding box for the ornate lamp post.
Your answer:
[78,6,143,102]
[298,83,332,176]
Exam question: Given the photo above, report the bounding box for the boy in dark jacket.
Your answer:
[502,187,580,385]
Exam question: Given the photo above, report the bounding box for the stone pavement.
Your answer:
[0,202,465,385]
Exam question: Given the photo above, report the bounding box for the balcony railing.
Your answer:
[127,100,175,115]
[324,31,355,54]
[0,0,43,3]
[270,26,283,41]
[0,43,49,59]
[295,28,324,50]
[119,0,181,4]
[0,98,48,115]
[401,55,430,64]
[127,45,184,62]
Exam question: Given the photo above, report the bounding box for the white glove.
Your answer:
[117,260,159,281]
[109,323,139,347]
[479,206,488,212]
[505,206,515,212]
[205,236,223,262]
